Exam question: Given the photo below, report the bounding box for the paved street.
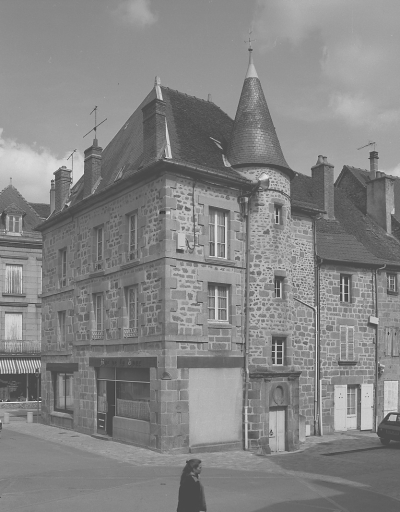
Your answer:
[1,418,400,511]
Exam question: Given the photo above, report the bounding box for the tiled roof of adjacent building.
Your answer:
[29,203,50,219]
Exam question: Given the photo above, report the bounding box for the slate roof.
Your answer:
[227,73,292,174]
[0,185,46,232]
[29,203,50,219]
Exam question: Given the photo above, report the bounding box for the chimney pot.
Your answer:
[369,150,379,179]
[53,167,72,213]
[311,154,335,219]
[83,142,103,198]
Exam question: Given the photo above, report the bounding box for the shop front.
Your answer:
[0,357,41,402]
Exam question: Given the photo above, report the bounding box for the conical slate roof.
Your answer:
[227,50,292,175]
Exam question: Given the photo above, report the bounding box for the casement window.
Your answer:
[58,311,66,344]
[209,208,228,259]
[7,214,22,233]
[5,313,22,340]
[274,276,284,298]
[208,284,229,322]
[340,274,351,303]
[94,226,104,270]
[347,386,357,416]
[60,249,67,287]
[92,293,104,339]
[274,204,283,225]
[128,213,138,260]
[54,373,73,412]
[387,273,398,294]
[124,286,138,338]
[272,337,285,366]
[5,264,22,294]
[340,326,355,361]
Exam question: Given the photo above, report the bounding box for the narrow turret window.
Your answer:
[274,204,283,225]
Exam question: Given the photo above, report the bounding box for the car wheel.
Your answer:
[380,438,390,446]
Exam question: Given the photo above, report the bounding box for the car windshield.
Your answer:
[384,413,400,424]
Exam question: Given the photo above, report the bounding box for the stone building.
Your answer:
[0,184,48,403]
[37,50,400,453]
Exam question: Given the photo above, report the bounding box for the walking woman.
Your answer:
[177,459,207,512]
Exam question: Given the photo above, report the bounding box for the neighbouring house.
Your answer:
[37,49,400,453]
[0,184,48,404]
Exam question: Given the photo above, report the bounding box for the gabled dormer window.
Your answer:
[7,214,21,233]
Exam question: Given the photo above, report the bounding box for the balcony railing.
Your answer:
[0,340,41,354]
[91,330,104,340]
[123,327,138,338]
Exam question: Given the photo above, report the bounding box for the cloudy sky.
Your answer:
[1,0,400,202]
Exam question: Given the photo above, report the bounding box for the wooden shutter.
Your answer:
[347,327,354,360]
[5,313,22,340]
[340,326,347,360]
[392,328,399,357]
[385,327,392,356]
[5,265,22,294]
[360,384,373,430]
[334,385,347,431]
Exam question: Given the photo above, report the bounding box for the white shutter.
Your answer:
[384,381,399,418]
[5,313,22,340]
[5,265,22,294]
[348,327,354,360]
[340,326,347,360]
[360,383,374,430]
[334,385,347,431]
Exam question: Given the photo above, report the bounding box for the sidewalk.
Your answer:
[2,416,381,471]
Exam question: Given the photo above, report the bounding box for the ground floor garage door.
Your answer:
[189,367,242,448]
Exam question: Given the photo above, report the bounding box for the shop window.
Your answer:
[208,284,229,322]
[209,208,228,259]
[54,373,73,413]
[387,273,398,294]
[5,264,22,294]
[5,312,22,340]
[124,286,138,338]
[116,368,150,421]
[272,337,285,366]
[340,274,351,303]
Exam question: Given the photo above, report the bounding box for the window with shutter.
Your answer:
[5,313,22,340]
[5,264,22,294]
[340,326,355,361]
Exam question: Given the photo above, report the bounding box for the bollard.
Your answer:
[3,412,9,424]
[27,411,33,423]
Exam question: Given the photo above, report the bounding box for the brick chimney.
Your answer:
[367,173,395,234]
[84,139,102,198]
[311,155,335,219]
[50,179,55,214]
[369,150,379,180]
[142,96,166,167]
[53,167,72,213]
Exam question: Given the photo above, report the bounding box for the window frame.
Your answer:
[92,293,104,339]
[387,272,398,294]
[208,283,229,322]
[60,248,67,287]
[340,325,355,361]
[128,213,138,261]
[272,337,285,366]
[94,226,104,270]
[274,204,283,225]
[209,208,228,259]
[5,264,23,294]
[7,214,22,234]
[339,274,351,303]
[124,286,139,338]
[274,276,284,298]
[54,372,74,413]
[5,312,23,341]
[57,310,66,344]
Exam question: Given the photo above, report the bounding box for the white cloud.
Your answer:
[0,128,83,203]
[114,0,158,28]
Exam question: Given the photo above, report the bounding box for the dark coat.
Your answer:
[177,474,206,512]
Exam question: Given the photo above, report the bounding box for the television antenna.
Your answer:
[83,106,107,142]
[245,30,256,51]
[357,141,376,151]
[67,149,77,184]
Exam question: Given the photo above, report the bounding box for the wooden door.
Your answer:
[360,383,373,430]
[334,385,347,431]
[269,408,285,453]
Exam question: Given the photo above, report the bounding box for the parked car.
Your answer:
[377,412,400,445]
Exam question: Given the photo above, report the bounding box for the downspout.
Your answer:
[374,263,386,431]
[243,196,251,450]
[314,214,323,437]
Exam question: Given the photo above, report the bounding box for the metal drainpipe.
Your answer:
[294,297,319,435]
[243,197,251,450]
[374,264,386,431]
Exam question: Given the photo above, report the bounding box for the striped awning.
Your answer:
[0,358,41,374]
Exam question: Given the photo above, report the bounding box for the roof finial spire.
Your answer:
[244,30,258,79]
